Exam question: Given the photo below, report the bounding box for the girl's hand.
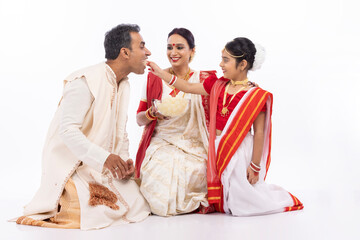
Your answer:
[246,165,259,185]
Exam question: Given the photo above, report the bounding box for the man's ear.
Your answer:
[119,48,130,59]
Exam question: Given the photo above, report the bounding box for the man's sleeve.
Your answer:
[118,125,130,161]
[59,77,110,173]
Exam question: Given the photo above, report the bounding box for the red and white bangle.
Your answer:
[169,75,177,86]
[145,108,157,121]
[250,162,261,173]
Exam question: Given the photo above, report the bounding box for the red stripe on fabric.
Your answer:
[135,73,163,178]
[207,80,227,205]
[216,89,262,167]
[216,89,269,212]
[217,90,270,176]
[136,101,148,114]
[199,71,214,130]
[169,88,180,97]
[169,72,194,97]
[208,83,271,213]
[207,182,222,204]
[264,121,272,179]
[212,185,225,213]
[283,192,304,212]
[264,95,273,179]
[289,193,297,206]
[219,185,225,213]
[293,196,303,207]
[218,90,266,167]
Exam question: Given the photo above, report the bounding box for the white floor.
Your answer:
[2,188,359,240]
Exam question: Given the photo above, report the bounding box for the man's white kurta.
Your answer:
[22,62,150,229]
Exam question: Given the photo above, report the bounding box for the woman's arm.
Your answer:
[136,106,168,126]
[136,74,169,127]
[136,110,153,126]
[247,111,266,184]
[147,61,208,96]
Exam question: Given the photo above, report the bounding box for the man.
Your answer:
[15,24,151,230]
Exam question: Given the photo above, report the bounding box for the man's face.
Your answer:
[128,32,151,74]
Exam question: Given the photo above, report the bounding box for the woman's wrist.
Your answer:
[168,75,178,86]
[160,71,172,83]
[145,108,157,121]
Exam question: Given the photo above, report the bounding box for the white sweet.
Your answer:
[157,96,189,117]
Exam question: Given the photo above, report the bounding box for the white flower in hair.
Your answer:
[251,43,266,71]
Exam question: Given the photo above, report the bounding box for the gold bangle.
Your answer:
[148,108,156,118]
[145,108,157,121]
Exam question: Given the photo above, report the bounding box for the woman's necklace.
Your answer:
[169,68,191,97]
[169,68,191,81]
[220,79,248,117]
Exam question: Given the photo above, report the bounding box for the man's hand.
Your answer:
[104,154,128,180]
[123,159,135,180]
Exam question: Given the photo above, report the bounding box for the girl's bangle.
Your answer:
[250,162,261,173]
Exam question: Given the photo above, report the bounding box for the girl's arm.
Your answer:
[147,61,208,96]
[247,111,266,184]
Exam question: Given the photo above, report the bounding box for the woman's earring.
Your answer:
[189,54,195,62]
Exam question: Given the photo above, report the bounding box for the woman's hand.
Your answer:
[147,61,163,77]
[246,165,259,185]
[147,61,171,82]
[249,81,259,88]
[150,105,169,120]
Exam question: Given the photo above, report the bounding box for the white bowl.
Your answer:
[152,97,190,118]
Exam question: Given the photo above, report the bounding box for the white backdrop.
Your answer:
[0,0,359,219]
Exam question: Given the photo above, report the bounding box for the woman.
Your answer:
[135,28,213,216]
[146,37,304,216]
